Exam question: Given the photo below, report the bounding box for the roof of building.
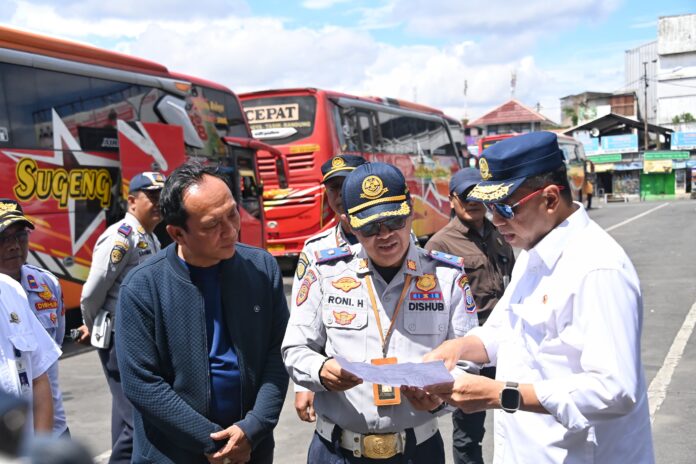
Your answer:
[562,113,673,136]
[470,99,557,127]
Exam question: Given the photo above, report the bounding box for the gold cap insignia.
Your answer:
[468,183,514,201]
[332,276,361,293]
[416,274,437,292]
[479,158,491,180]
[331,157,346,168]
[360,175,388,200]
[333,310,357,326]
[0,203,18,213]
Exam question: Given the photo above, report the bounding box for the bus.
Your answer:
[239,88,465,258]
[476,132,587,201]
[0,26,281,321]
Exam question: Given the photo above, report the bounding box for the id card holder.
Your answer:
[371,357,401,406]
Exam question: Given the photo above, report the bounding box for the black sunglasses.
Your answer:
[359,216,408,237]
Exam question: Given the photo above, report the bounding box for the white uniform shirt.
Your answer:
[471,205,654,463]
[81,212,160,330]
[20,264,67,435]
[0,273,61,434]
[283,243,479,433]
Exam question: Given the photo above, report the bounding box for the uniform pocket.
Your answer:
[323,308,368,361]
[9,333,37,352]
[403,301,450,336]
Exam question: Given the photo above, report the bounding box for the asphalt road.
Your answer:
[57,199,696,463]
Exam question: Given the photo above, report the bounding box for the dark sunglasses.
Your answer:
[0,229,30,246]
[359,216,408,237]
[485,185,565,219]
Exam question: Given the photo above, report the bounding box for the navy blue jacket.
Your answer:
[115,243,289,463]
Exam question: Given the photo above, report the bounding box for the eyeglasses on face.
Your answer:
[359,216,408,237]
[485,185,565,219]
[0,229,30,247]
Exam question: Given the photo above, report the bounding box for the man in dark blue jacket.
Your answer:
[116,162,289,464]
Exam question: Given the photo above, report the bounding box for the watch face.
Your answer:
[501,387,521,411]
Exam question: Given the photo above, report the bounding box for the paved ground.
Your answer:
[57,198,696,463]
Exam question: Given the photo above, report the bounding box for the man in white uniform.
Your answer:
[420,132,655,463]
[0,199,68,437]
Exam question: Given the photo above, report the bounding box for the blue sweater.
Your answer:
[115,243,289,463]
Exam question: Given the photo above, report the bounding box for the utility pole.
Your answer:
[642,61,649,151]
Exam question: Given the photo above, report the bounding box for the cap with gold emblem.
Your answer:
[342,162,411,230]
[321,154,367,183]
[128,172,166,193]
[0,199,35,234]
[467,131,564,203]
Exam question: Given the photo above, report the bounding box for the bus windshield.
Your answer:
[242,95,317,145]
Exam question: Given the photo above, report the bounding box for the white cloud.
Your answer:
[301,0,351,10]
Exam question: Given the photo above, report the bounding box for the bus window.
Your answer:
[243,95,317,145]
[357,110,377,153]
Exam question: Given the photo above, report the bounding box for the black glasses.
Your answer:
[485,185,565,219]
[359,216,408,237]
[0,229,29,247]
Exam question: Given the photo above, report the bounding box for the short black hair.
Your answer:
[523,165,573,204]
[160,162,229,230]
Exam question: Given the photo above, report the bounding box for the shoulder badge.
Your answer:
[332,276,361,293]
[416,274,437,291]
[314,246,352,264]
[406,259,417,271]
[27,274,39,290]
[110,244,128,265]
[296,252,309,280]
[429,250,464,268]
[457,274,469,289]
[295,269,317,306]
[117,223,132,238]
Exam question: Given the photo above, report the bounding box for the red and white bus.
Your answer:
[477,132,588,200]
[0,26,280,320]
[239,88,465,258]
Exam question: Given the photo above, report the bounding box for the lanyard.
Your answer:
[364,273,412,358]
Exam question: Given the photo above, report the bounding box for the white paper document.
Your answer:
[335,356,454,388]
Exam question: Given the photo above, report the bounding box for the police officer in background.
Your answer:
[282,162,479,463]
[292,154,366,423]
[0,199,68,438]
[425,169,515,463]
[80,171,165,464]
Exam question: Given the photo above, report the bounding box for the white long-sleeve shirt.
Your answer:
[471,205,654,464]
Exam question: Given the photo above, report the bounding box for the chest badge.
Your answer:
[332,277,361,293]
[10,312,20,324]
[416,274,437,292]
[137,241,149,249]
[333,310,357,326]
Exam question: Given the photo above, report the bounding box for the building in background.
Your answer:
[469,99,557,136]
[560,91,638,127]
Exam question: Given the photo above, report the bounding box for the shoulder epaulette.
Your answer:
[314,246,352,264]
[23,264,58,281]
[304,228,333,247]
[117,223,133,238]
[429,250,464,268]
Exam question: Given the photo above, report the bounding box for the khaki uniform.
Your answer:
[282,242,479,434]
[426,217,514,322]
[81,212,160,330]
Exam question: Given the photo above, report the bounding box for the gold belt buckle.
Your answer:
[362,433,400,459]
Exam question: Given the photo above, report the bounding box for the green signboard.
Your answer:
[588,154,622,163]
[644,151,690,160]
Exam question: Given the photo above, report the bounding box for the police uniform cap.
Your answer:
[450,168,482,196]
[0,198,35,234]
[468,131,564,203]
[321,155,367,183]
[129,172,166,193]
[342,162,411,230]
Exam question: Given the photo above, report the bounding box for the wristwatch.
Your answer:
[499,381,521,413]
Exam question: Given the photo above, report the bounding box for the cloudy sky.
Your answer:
[2,0,692,122]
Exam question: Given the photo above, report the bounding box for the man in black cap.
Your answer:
[291,154,366,423]
[425,168,514,464]
[0,199,69,438]
[80,171,165,464]
[282,162,479,463]
[419,132,654,463]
